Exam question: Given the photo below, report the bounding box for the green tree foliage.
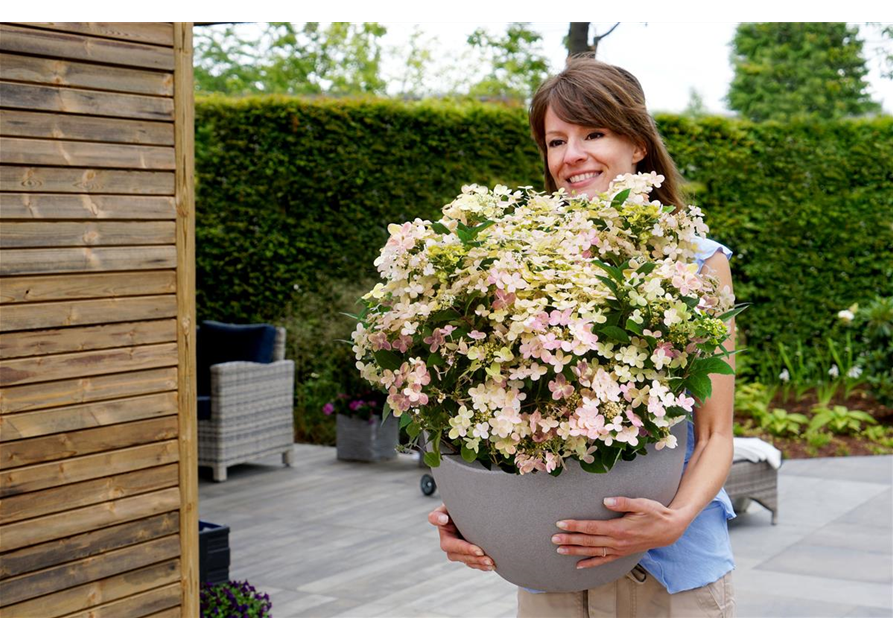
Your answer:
[461,23,552,100]
[194,22,388,96]
[727,22,880,121]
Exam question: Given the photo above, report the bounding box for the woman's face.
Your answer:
[545,105,646,199]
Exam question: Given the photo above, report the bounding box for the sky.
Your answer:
[375,22,893,115]
[193,20,893,116]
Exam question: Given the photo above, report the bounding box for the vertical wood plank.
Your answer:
[174,21,198,620]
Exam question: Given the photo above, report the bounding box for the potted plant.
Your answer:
[349,175,744,591]
[198,520,230,585]
[200,580,272,618]
[325,392,399,462]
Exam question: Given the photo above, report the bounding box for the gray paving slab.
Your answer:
[198,445,893,618]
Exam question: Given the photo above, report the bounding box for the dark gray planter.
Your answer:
[430,420,688,592]
[336,413,399,462]
[198,520,230,586]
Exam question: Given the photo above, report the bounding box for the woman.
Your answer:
[428,58,738,618]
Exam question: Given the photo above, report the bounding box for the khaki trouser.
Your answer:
[517,566,736,618]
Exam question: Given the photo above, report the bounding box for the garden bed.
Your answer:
[734,386,893,459]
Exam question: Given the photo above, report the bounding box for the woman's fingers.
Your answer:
[551,533,615,548]
[446,552,495,571]
[429,503,495,570]
[428,503,450,527]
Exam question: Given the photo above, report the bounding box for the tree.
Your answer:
[565,22,620,60]
[727,22,880,121]
[682,88,708,118]
[465,23,552,100]
[194,22,388,96]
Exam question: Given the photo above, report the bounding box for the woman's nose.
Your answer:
[564,139,587,164]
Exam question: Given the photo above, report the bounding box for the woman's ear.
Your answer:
[633,144,647,164]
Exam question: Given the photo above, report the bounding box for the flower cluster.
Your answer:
[322,391,382,421]
[351,174,743,474]
[200,580,272,618]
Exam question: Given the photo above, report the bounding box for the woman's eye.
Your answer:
[549,131,605,147]
[587,131,604,140]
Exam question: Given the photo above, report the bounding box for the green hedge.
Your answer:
[195,96,893,424]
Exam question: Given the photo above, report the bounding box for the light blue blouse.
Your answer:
[523,237,737,596]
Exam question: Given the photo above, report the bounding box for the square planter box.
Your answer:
[336,413,399,462]
[199,520,230,585]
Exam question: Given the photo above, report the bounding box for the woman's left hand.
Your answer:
[551,497,690,569]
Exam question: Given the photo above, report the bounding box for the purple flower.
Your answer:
[322,403,335,415]
[348,400,365,412]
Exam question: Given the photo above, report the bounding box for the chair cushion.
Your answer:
[197,395,212,421]
[197,321,277,396]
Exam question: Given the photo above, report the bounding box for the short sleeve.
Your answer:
[692,237,733,274]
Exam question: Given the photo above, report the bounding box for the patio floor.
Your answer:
[198,445,893,618]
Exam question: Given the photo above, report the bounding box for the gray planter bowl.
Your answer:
[430,420,688,592]
[336,413,399,462]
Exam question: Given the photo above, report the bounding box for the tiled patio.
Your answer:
[198,446,892,618]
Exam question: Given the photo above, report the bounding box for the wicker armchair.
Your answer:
[724,460,779,525]
[197,323,295,482]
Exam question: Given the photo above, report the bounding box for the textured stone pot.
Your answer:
[336,413,399,462]
[430,420,689,592]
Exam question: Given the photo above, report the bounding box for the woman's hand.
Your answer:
[551,497,690,570]
[428,503,496,571]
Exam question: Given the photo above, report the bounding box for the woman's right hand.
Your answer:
[428,503,495,571]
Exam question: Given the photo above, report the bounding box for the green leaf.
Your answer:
[460,445,477,463]
[689,357,735,376]
[382,403,392,422]
[579,458,608,474]
[598,326,630,344]
[430,309,461,325]
[611,188,631,208]
[625,318,644,336]
[423,451,441,468]
[373,349,402,371]
[427,352,447,367]
[406,421,421,438]
[685,372,713,402]
[399,412,413,427]
[431,221,451,235]
[718,303,750,322]
[591,259,623,282]
[470,220,495,236]
[596,275,620,296]
[635,262,657,276]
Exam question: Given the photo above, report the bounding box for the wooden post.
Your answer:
[173,21,198,619]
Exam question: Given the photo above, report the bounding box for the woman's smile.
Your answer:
[545,105,646,198]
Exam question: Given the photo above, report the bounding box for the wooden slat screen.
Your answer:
[0,22,197,618]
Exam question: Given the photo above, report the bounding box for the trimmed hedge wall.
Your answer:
[195,95,893,377]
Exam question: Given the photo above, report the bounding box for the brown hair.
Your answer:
[529,57,685,211]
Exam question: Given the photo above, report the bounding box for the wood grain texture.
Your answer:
[0,166,175,194]
[0,52,174,96]
[0,512,179,579]
[0,533,180,604]
[175,21,199,620]
[0,416,178,470]
[0,487,181,552]
[0,295,177,332]
[12,22,175,47]
[0,194,176,220]
[0,391,178,440]
[145,606,181,618]
[0,110,174,146]
[0,318,176,359]
[0,367,178,414]
[0,441,179,498]
[0,220,175,248]
[1,138,175,170]
[0,81,173,120]
[0,271,177,304]
[0,246,177,276]
[0,24,175,70]
[0,559,179,618]
[0,342,178,387]
[68,582,181,618]
[0,463,179,524]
